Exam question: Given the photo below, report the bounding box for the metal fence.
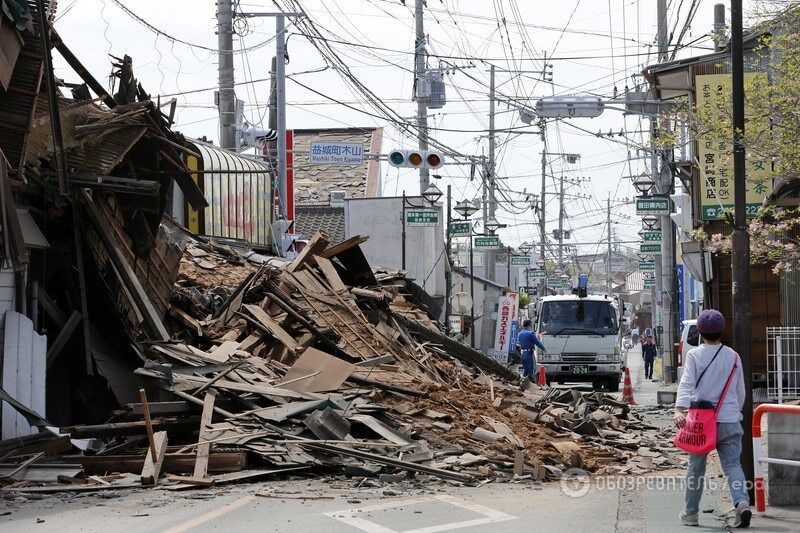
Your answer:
[766,327,800,402]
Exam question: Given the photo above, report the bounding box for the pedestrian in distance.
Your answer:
[631,326,640,345]
[641,335,657,381]
[517,319,545,383]
[674,309,751,529]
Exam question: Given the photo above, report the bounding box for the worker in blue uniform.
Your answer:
[517,319,546,381]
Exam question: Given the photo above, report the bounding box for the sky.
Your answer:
[52,0,764,259]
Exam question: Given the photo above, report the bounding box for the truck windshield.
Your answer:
[539,300,618,336]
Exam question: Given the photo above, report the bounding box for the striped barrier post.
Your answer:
[752,403,800,514]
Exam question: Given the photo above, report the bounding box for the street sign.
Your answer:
[547,278,570,289]
[642,230,662,242]
[309,141,364,165]
[448,221,471,235]
[474,236,501,250]
[640,243,662,254]
[527,269,546,281]
[639,261,655,271]
[511,255,531,266]
[643,278,656,288]
[406,210,439,227]
[636,197,670,215]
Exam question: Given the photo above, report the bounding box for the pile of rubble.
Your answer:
[1,231,681,493]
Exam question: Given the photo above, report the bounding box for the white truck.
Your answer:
[534,294,625,391]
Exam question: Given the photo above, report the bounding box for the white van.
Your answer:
[678,319,699,381]
[535,294,624,391]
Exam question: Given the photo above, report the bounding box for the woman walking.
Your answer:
[674,309,751,528]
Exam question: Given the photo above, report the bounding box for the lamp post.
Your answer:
[519,242,534,294]
[401,183,443,270]
[455,199,479,348]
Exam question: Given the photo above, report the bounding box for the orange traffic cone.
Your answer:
[536,364,547,387]
[621,367,636,404]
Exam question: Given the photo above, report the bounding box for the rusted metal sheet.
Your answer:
[185,141,273,249]
[0,1,46,176]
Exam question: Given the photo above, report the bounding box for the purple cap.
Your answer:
[697,309,725,334]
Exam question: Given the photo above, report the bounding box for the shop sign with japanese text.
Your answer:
[695,73,772,220]
[309,141,364,165]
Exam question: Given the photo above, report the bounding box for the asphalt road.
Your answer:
[2,347,798,532]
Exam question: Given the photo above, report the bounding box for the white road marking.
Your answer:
[324,495,517,533]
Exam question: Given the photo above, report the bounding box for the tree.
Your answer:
[690,3,800,273]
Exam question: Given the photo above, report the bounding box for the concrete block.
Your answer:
[767,412,800,506]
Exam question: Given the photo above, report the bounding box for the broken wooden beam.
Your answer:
[45,311,81,369]
[192,391,216,479]
[140,431,168,486]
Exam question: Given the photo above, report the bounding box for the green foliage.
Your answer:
[519,291,531,309]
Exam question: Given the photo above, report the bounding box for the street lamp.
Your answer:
[422,183,443,205]
[454,199,479,219]
[454,198,479,348]
[632,174,655,196]
[642,215,659,229]
[536,258,545,270]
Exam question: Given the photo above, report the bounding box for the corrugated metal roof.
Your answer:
[0,0,45,176]
[190,141,273,248]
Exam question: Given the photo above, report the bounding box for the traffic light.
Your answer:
[670,193,693,234]
[387,150,444,169]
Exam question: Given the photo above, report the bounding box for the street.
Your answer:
[3,347,798,532]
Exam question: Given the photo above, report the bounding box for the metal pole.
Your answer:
[401,191,407,270]
[217,0,236,150]
[36,0,68,195]
[657,0,668,62]
[713,3,727,52]
[469,225,475,349]
[507,248,511,288]
[445,186,452,335]
[539,120,547,296]
[731,0,754,502]
[414,0,429,192]
[558,175,564,271]
[486,65,496,282]
[276,14,288,219]
[607,195,613,293]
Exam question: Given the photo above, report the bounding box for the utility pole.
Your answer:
[486,65,497,282]
[607,195,613,293]
[414,0,430,192]
[539,119,548,296]
[653,0,676,383]
[557,175,565,271]
[235,9,304,223]
[445,185,453,335]
[730,0,754,502]
[217,0,236,150]
[276,14,288,218]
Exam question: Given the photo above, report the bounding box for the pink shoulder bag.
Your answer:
[674,347,738,455]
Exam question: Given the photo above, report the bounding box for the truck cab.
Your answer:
[535,294,624,391]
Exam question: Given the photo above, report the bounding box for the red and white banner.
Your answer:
[493,292,519,363]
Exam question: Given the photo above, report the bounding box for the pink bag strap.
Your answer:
[715,351,739,414]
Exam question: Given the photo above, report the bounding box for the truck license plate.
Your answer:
[571,365,589,374]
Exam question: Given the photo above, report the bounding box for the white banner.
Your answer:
[493,292,519,363]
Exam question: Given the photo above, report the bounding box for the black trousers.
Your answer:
[643,356,655,379]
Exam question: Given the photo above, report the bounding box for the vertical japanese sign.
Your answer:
[696,73,772,220]
[493,292,519,363]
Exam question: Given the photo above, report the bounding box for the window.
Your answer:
[687,325,699,347]
[538,300,618,336]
